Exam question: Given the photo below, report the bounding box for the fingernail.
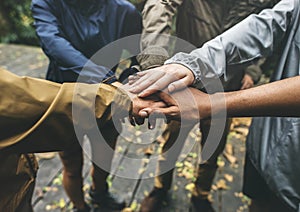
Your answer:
[138,92,145,97]
[139,111,148,117]
[168,84,175,92]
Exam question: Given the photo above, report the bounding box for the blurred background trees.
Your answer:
[0,0,144,45]
[0,0,38,45]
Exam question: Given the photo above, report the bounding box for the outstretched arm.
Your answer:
[140,76,300,121]
[130,0,296,96]
[222,75,300,118]
[0,69,163,154]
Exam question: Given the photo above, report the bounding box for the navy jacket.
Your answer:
[31,0,142,83]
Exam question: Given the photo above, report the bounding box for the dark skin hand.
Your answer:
[138,87,212,125]
[138,76,300,122]
[118,83,167,128]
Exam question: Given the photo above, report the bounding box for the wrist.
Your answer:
[205,92,227,119]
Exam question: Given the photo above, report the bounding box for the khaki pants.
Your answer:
[59,121,121,194]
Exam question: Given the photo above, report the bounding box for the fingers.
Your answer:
[241,75,254,90]
[158,91,176,106]
[130,99,166,128]
[134,116,145,125]
[241,81,254,90]
[128,70,155,88]
[167,77,190,93]
[128,114,145,127]
[129,72,167,95]
[137,74,178,97]
[128,64,195,98]
[139,106,180,121]
[128,71,148,85]
[135,110,162,130]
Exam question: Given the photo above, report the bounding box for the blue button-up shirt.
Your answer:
[31,0,142,83]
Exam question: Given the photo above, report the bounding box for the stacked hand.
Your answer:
[128,64,195,97]
[119,83,166,128]
[119,64,217,127]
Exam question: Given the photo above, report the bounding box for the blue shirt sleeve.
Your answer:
[31,0,114,83]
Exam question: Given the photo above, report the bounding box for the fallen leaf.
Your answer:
[135,131,142,136]
[224,174,234,182]
[144,146,154,156]
[58,198,66,208]
[130,200,138,211]
[217,157,225,168]
[223,152,237,164]
[185,183,195,192]
[211,185,218,191]
[216,179,228,190]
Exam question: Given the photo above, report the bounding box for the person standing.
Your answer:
[31,0,142,211]
[129,0,300,210]
[0,67,164,212]
[137,0,278,211]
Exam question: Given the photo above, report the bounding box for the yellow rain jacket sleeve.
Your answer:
[0,68,131,154]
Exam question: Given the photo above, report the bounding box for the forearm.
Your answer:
[141,0,183,50]
[138,0,183,70]
[214,76,300,117]
[0,69,130,154]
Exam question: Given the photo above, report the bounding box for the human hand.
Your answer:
[138,87,210,126]
[240,74,254,90]
[119,83,167,128]
[128,64,195,98]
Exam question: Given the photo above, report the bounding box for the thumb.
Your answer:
[140,107,179,121]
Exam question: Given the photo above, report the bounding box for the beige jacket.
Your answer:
[138,0,278,86]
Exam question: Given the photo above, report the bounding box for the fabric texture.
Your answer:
[166,0,300,210]
[139,0,275,200]
[0,68,131,211]
[31,0,142,83]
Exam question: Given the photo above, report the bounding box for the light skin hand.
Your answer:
[128,64,195,98]
[240,74,254,90]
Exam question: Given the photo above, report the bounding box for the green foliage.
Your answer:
[0,0,39,45]
[0,0,143,45]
